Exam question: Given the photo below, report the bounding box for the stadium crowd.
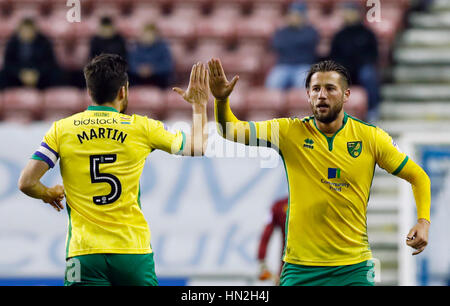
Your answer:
[0,0,412,122]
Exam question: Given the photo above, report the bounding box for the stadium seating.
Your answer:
[345,85,368,120]
[41,87,84,121]
[286,88,310,118]
[2,88,42,123]
[0,0,410,122]
[127,86,167,119]
[245,87,286,121]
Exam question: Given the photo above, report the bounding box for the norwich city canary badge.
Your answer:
[347,141,362,158]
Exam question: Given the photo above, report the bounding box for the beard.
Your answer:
[311,100,343,124]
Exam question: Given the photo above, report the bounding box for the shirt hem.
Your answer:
[283,254,373,267]
[67,248,152,259]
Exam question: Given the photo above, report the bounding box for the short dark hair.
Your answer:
[100,16,113,26]
[19,17,36,28]
[84,53,128,104]
[305,60,351,89]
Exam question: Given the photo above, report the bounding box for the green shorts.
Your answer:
[280,260,375,286]
[64,253,158,286]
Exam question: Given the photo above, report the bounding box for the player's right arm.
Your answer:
[18,159,64,211]
[18,122,64,212]
[208,58,250,144]
[208,58,281,147]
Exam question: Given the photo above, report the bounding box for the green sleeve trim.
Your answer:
[177,131,186,154]
[31,154,44,161]
[137,185,142,209]
[249,121,257,146]
[65,203,72,259]
[392,156,409,176]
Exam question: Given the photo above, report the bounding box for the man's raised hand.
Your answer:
[173,62,209,106]
[208,58,239,102]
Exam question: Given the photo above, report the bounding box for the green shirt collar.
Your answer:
[87,105,119,113]
[313,112,348,151]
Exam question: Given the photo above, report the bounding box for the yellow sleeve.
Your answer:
[375,127,431,222]
[31,121,60,168]
[248,118,290,150]
[396,159,431,222]
[147,118,185,155]
[375,127,408,175]
[214,97,289,148]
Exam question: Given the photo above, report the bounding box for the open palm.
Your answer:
[208,58,239,101]
[173,62,209,106]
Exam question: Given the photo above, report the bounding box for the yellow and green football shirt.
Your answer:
[249,113,410,266]
[32,105,185,258]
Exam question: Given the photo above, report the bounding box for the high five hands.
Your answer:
[173,62,210,106]
[173,58,240,105]
[207,58,239,102]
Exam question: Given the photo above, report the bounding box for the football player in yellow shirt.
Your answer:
[208,58,431,286]
[18,54,210,286]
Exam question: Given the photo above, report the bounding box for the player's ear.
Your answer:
[343,87,350,104]
[306,87,312,104]
[118,86,126,100]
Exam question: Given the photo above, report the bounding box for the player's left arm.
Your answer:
[395,159,430,255]
[18,159,64,212]
[375,127,431,255]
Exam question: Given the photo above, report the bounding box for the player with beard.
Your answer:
[209,58,431,286]
[18,54,209,285]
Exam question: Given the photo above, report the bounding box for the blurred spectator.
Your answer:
[410,0,434,12]
[257,197,288,285]
[265,2,319,90]
[329,2,380,121]
[0,18,61,89]
[128,23,174,89]
[89,16,127,59]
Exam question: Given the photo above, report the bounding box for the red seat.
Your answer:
[116,17,143,40]
[127,86,167,119]
[251,2,283,19]
[235,15,277,41]
[194,41,227,62]
[2,88,42,122]
[170,3,202,18]
[0,15,19,40]
[38,16,75,41]
[346,86,368,120]
[90,2,122,18]
[54,39,89,71]
[220,52,261,84]
[72,17,98,41]
[158,16,196,41]
[129,2,162,20]
[310,11,344,39]
[42,87,84,121]
[210,2,242,19]
[286,88,311,118]
[195,17,236,41]
[165,91,189,121]
[245,87,286,121]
